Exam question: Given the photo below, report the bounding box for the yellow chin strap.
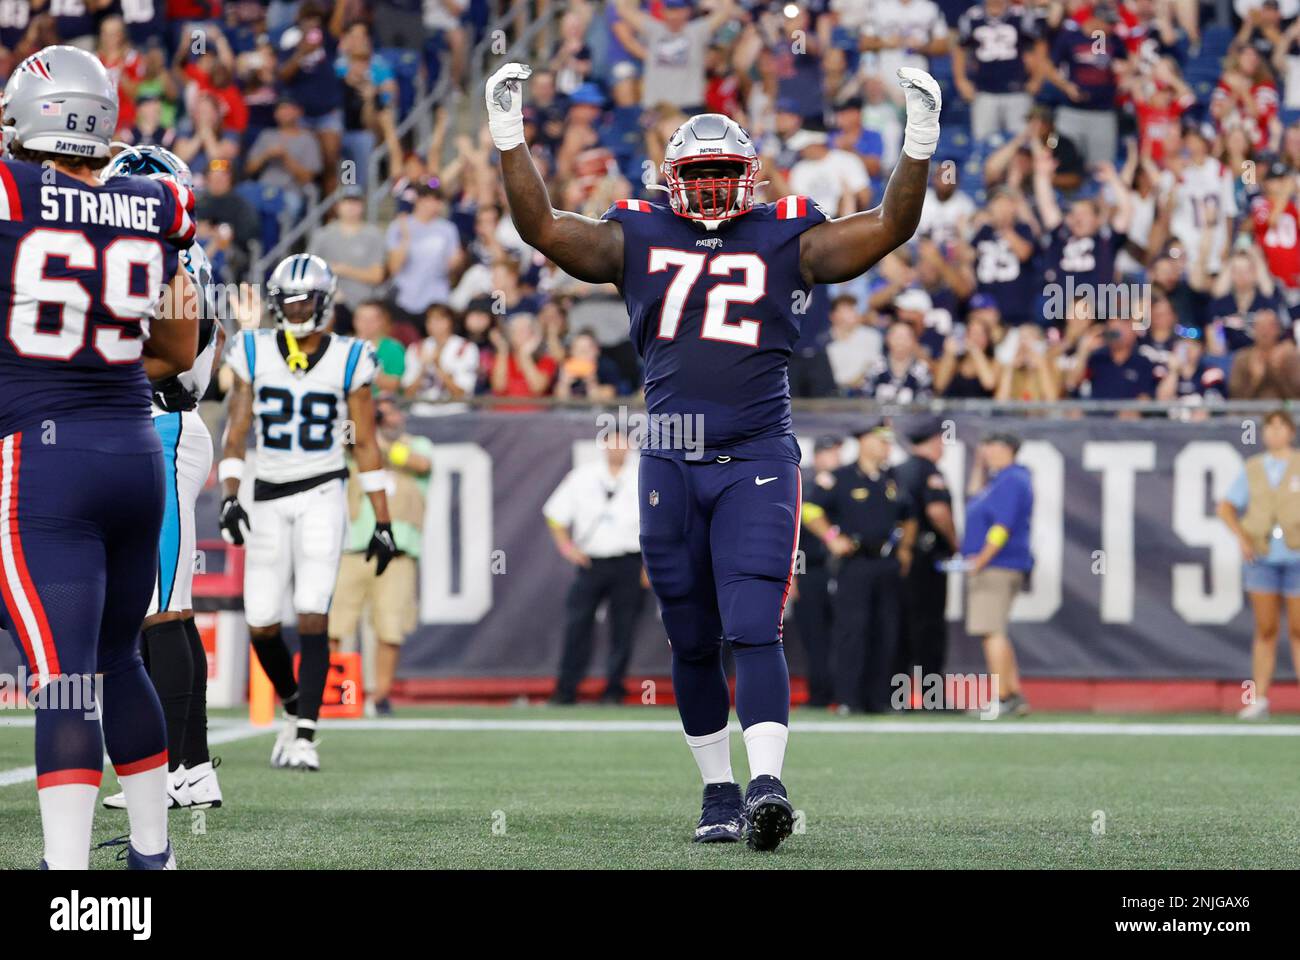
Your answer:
[284,328,309,372]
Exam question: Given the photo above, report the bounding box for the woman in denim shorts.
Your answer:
[1218,409,1300,720]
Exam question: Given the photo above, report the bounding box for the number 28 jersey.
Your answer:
[0,157,195,437]
[225,329,378,498]
[601,196,826,463]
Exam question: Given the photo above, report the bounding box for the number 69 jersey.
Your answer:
[601,196,826,464]
[0,157,195,437]
[225,329,377,499]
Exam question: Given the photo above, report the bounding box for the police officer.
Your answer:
[803,421,917,713]
[543,429,646,704]
[894,416,959,686]
[793,435,843,708]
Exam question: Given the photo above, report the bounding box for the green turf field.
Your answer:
[2,706,1298,869]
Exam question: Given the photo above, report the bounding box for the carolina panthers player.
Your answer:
[220,253,396,772]
[0,46,199,869]
[99,145,226,813]
[487,62,940,851]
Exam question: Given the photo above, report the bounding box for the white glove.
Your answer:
[897,67,942,161]
[485,61,533,151]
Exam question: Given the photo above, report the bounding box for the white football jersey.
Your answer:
[225,329,378,488]
[1162,159,1238,274]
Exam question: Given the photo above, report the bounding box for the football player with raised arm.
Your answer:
[486,61,940,850]
[219,253,396,772]
[0,46,200,869]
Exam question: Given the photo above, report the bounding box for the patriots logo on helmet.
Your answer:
[659,113,760,228]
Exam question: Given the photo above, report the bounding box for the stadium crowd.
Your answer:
[6,1,1300,407]
[333,0,1300,409]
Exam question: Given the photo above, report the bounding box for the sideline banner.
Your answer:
[0,412,1274,682]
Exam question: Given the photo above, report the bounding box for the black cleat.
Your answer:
[743,775,794,852]
[693,782,743,843]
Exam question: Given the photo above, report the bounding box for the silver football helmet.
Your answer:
[1,46,118,160]
[660,114,760,226]
[267,254,337,337]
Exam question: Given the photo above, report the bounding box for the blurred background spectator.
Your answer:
[2,0,1293,408]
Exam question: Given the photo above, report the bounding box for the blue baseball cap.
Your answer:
[568,83,606,107]
[968,293,999,312]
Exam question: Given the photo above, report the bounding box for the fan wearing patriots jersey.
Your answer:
[1033,147,1132,301]
[0,46,198,870]
[488,61,940,852]
[219,253,395,773]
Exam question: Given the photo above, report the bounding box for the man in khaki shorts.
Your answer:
[961,432,1034,718]
[330,397,434,714]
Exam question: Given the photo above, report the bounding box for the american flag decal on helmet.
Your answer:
[39,102,61,116]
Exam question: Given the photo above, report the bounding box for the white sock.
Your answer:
[118,760,169,856]
[743,721,789,780]
[38,781,99,869]
[683,726,734,784]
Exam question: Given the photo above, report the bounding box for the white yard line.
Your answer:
[2,716,1296,787]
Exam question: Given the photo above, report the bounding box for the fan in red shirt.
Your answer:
[1127,59,1195,167]
[97,18,144,134]
[1212,45,1278,154]
[490,314,558,411]
[1252,159,1300,294]
[181,55,249,135]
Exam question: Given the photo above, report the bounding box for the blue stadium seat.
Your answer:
[1201,25,1234,58]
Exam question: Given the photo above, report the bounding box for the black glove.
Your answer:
[366,522,399,576]
[219,496,250,546]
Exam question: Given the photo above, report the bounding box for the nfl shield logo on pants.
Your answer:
[648,490,659,507]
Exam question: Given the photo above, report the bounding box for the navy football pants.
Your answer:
[0,421,168,789]
[639,455,800,737]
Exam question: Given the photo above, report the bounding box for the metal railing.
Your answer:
[249,59,454,279]
[365,69,458,223]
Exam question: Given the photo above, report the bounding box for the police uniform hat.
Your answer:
[814,434,843,453]
[904,415,945,445]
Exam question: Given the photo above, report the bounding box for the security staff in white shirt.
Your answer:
[543,429,646,704]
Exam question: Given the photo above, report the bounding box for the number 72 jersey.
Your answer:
[225,329,377,496]
[602,196,826,463]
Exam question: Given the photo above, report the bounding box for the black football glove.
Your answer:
[219,496,251,546]
[366,522,399,576]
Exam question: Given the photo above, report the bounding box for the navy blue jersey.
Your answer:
[972,222,1036,324]
[0,0,30,51]
[1040,224,1123,291]
[0,159,195,437]
[957,3,1038,94]
[602,196,827,463]
[110,0,169,49]
[49,0,96,41]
